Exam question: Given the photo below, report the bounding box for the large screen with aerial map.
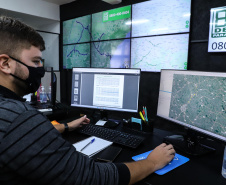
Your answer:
[62,0,191,71]
[157,69,226,142]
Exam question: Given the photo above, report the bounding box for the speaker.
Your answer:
[101,0,122,5]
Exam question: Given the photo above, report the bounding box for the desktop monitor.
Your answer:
[157,69,226,155]
[71,68,140,118]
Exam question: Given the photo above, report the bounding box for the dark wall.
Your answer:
[189,0,226,72]
[60,0,226,123]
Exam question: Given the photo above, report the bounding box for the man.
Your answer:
[0,16,175,185]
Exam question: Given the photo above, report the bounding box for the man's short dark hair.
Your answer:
[0,16,45,57]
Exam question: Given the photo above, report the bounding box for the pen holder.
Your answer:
[142,119,154,133]
[129,119,154,133]
[130,122,142,130]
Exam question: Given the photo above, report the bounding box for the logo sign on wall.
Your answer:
[208,7,226,52]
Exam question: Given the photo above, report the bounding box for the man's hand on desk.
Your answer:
[54,115,90,133]
[67,115,90,131]
[125,143,175,185]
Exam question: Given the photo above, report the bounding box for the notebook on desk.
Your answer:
[73,136,113,157]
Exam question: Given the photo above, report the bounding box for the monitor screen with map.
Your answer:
[132,0,191,37]
[63,43,90,69]
[63,15,91,45]
[157,70,226,155]
[131,34,189,72]
[91,6,131,41]
[91,39,130,68]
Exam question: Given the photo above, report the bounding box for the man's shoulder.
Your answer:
[0,96,37,114]
[0,96,41,141]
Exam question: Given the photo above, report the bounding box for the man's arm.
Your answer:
[54,115,90,133]
[0,110,119,185]
[125,143,175,185]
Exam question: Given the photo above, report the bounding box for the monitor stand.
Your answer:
[90,110,119,128]
[90,109,108,122]
[163,128,216,156]
[100,109,108,121]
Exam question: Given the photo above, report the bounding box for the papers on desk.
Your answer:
[73,136,113,157]
[95,120,107,126]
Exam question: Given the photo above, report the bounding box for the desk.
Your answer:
[61,118,225,185]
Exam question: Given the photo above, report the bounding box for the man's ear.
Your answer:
[0,54,12,74]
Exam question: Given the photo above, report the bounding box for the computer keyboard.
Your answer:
[77,124,144,148]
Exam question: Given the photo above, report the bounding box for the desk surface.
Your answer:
[61,119,226,185]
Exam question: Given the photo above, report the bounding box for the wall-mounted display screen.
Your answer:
[63,15,91,45]
[131,34,189,72]
[63,43,90,69]
[91,5,131,41]
[132,0,191,37]
[91,39,130,68]
[62,0,191,71]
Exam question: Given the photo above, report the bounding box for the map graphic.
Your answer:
[91,39,130,68]
[63,44,90,69]
[131,34,189,72]
[132,0,191,37]
[63,15,91,44]
[169,74,226,137]
[92,11,131,41]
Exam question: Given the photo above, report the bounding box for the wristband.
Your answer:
[63,123,69,133]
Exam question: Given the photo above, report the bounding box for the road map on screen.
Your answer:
[63,44,90,69]
[63,15,91,44]
[132,0,191,37]
[91,39,130,68]
[131,34,189,72]
[92,6,131,41]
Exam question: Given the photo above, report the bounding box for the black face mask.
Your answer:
[9,56,45,93]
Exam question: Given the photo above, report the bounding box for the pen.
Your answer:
[81,138,95,151]
[142,106,145,116]
[145,106,148,121]
[139,111,145,121]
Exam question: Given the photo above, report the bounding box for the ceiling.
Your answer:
[0,0,72,33]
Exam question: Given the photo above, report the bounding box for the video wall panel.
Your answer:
[92,6,131,41]
[91,39,130,68]
[63,15,91,45]
[132,0,190,37]
[63,43,90,69]
[131,34,189,71]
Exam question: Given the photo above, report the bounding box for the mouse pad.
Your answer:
[132,150,189,175]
